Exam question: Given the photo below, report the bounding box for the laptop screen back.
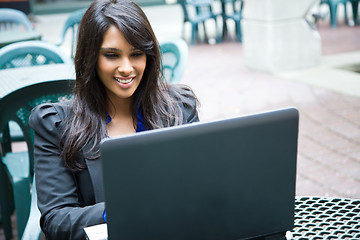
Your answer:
[100,108,299,240]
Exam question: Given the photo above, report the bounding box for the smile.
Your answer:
[114,77,134,84]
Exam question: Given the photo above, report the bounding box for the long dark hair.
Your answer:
[61,0,197,171]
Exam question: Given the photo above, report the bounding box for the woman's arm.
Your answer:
[29,103,105,240]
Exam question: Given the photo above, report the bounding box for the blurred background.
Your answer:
[1,0,360,239]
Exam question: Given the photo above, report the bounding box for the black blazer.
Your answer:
[29,91,199,240]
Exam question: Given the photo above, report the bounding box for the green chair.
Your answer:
[160,39,188,83]
[0,8,33,32]
[0,40,72,157]
[220,0,243,42]
[21,175,41,240]
[0,40,72,69]
[178,0,221,45]
[56,8,87,58]
[0,79,74,240]
[321,0,359,27]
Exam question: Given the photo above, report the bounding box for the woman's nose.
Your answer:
[117,58,133,75]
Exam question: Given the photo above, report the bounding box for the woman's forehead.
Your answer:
[100,25,135,50]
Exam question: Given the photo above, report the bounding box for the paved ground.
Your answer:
[1,3,360,239]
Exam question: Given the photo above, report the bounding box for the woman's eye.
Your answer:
[132,52,144,57]
[104,53,118,59]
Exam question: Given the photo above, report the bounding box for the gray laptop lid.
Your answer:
[100,107,299,240]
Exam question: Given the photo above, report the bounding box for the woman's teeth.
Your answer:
[114,77,133,84]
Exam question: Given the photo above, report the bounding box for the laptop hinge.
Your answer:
[246,231,287,240]
[264,233,287,240]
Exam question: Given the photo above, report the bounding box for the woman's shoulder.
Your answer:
[168,84,198,104]
[168,84,200,123]
[29,100,72,131]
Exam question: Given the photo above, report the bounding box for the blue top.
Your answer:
[105,110,146,132]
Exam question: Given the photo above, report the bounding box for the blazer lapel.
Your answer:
[85,158,104,203]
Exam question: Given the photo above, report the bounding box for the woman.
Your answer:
[29,0,199,239]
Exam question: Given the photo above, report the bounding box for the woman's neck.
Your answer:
[106,98,136,137]
[108,98,132,117]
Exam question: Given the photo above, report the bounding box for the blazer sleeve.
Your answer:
[29,103,105,240]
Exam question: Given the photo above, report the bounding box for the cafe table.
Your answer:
[0,30,42,48]
[292,196,360,239]
[0,63,75,98]
[83,196,360,239]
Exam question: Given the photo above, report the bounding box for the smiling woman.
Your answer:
[28,0,200,239]
[96,25,148,137]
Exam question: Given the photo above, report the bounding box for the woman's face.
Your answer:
[97,25,147,103]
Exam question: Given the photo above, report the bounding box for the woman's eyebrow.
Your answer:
[100,47,140,52]
[100,47,121,52]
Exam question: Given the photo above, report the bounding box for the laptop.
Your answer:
[100,107,299,240]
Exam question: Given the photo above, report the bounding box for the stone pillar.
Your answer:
[242,0,321,72]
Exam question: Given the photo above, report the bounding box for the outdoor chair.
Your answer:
[160,39,188,83]
[0,8,33,32]
[21,174,41,240]
[178,0,221,45]
[321,0,359,27]
[221,0,243,42]
[56,8,87,58]
[0,40,72,70]
[0,79,74,240]
[0,40,72,153]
